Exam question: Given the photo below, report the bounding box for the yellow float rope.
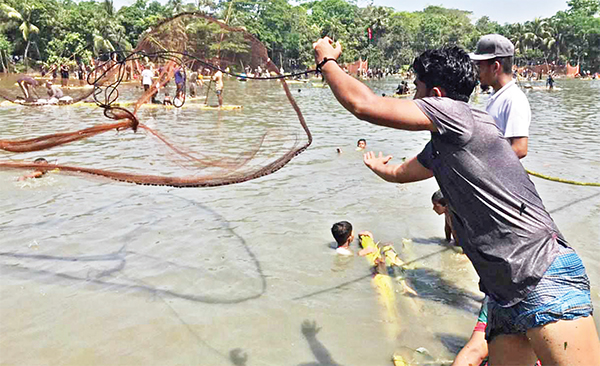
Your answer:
[526,169,600,187]
[358,235,401,340]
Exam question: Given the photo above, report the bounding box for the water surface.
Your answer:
[1,77,598,365]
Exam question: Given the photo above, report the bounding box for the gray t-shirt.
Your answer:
[414,97,565,307]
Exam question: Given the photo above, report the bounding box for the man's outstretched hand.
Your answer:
[363,151,393,172]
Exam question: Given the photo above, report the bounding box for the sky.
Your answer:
[368,0,570,24]
[112,0,570,25]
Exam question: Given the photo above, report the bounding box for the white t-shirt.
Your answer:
[335,247,353,256]
[486,80,531,138]
[141,69,154,86]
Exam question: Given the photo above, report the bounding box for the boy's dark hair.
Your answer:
[412,46,477,102]
[34,158,48,164]
[432,190,448,206]
[331,221,353,247]
[357,139,366,146]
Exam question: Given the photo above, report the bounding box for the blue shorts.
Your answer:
[486,246,593,342]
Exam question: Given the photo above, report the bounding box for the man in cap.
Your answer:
[470,34,530,159]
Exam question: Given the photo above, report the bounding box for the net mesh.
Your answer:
[0,12,313,188]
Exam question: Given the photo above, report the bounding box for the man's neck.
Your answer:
[492,73,513,92]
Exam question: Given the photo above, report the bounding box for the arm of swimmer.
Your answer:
[320,61,436,132]
[509,137,528,159]
[445,215,453,242]
[364,153,434,184]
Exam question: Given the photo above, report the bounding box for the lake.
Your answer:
[1,76,598,365]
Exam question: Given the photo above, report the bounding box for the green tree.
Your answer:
[0,3,39,70]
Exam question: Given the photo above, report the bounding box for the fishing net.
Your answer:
[0,12,314,188]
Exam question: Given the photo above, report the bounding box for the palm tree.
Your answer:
[0,4,39,70]
[523,18,551,51]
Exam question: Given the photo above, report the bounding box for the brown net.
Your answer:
[0,12,314,188]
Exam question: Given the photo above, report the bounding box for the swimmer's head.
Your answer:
[34,158,48,165]
[357,139,367,149]
[331,221,354,248]
[45,81,52,87]
[432,189,448,215]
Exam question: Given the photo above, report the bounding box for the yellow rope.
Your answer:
[526,169,600,187]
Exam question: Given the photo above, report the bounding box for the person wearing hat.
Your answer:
[470,34,531,159]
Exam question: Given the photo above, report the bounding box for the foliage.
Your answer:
[0,0,598,72]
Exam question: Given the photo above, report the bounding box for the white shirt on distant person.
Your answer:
[486,80,531,138]
[141,69,154,86]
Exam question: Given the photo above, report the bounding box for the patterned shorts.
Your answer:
[486,246,593,342]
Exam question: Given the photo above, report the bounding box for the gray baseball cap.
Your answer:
[469,34,515,60]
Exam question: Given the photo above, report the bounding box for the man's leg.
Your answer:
[527,316,600,366]
[218,90,223,107]
[488,333,538,366]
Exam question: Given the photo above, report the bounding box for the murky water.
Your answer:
[1,77,599,366]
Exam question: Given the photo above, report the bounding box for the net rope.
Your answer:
[0,12,319,188]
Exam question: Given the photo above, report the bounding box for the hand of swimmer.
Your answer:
[358,230,373,239]
[312,37,342,64]
[363,151,393,170]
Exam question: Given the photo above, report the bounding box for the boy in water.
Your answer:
[356,139,367,150]
[331,221,354,256]
[431,190,458,244]
[314,37,600,364]
[18,158,49,181]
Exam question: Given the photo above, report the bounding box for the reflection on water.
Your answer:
[0,77,599,365]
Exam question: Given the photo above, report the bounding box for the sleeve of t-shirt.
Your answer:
[413,97,473,145]
[503,93,531,138]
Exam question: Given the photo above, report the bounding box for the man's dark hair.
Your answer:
[331,221,353,247]
[431,190,448,206]
[412,46,477,102]
[357,138,366,146]
[34,158,48,164]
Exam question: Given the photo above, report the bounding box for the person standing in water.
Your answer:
[213,66,224,107]
[470,34,530,159]
[546,72,555,90]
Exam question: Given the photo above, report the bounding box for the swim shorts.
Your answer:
[486,246,593,342]
[216,89,222,96]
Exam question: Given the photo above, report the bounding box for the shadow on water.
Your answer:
[293,247,452,301]
[404,267,482,314]
[297,320,343,366]
[0,192,267,305]
[435,333,470,355]
[1,192,272,365]
[548,191,600,214]
[294,245,481,314]
[224,320,343,366]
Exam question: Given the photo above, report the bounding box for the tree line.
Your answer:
[0,0,598,73]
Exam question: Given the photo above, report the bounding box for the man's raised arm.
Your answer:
[313,37,437,132]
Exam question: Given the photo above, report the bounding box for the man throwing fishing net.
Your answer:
[312,37,600,365]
